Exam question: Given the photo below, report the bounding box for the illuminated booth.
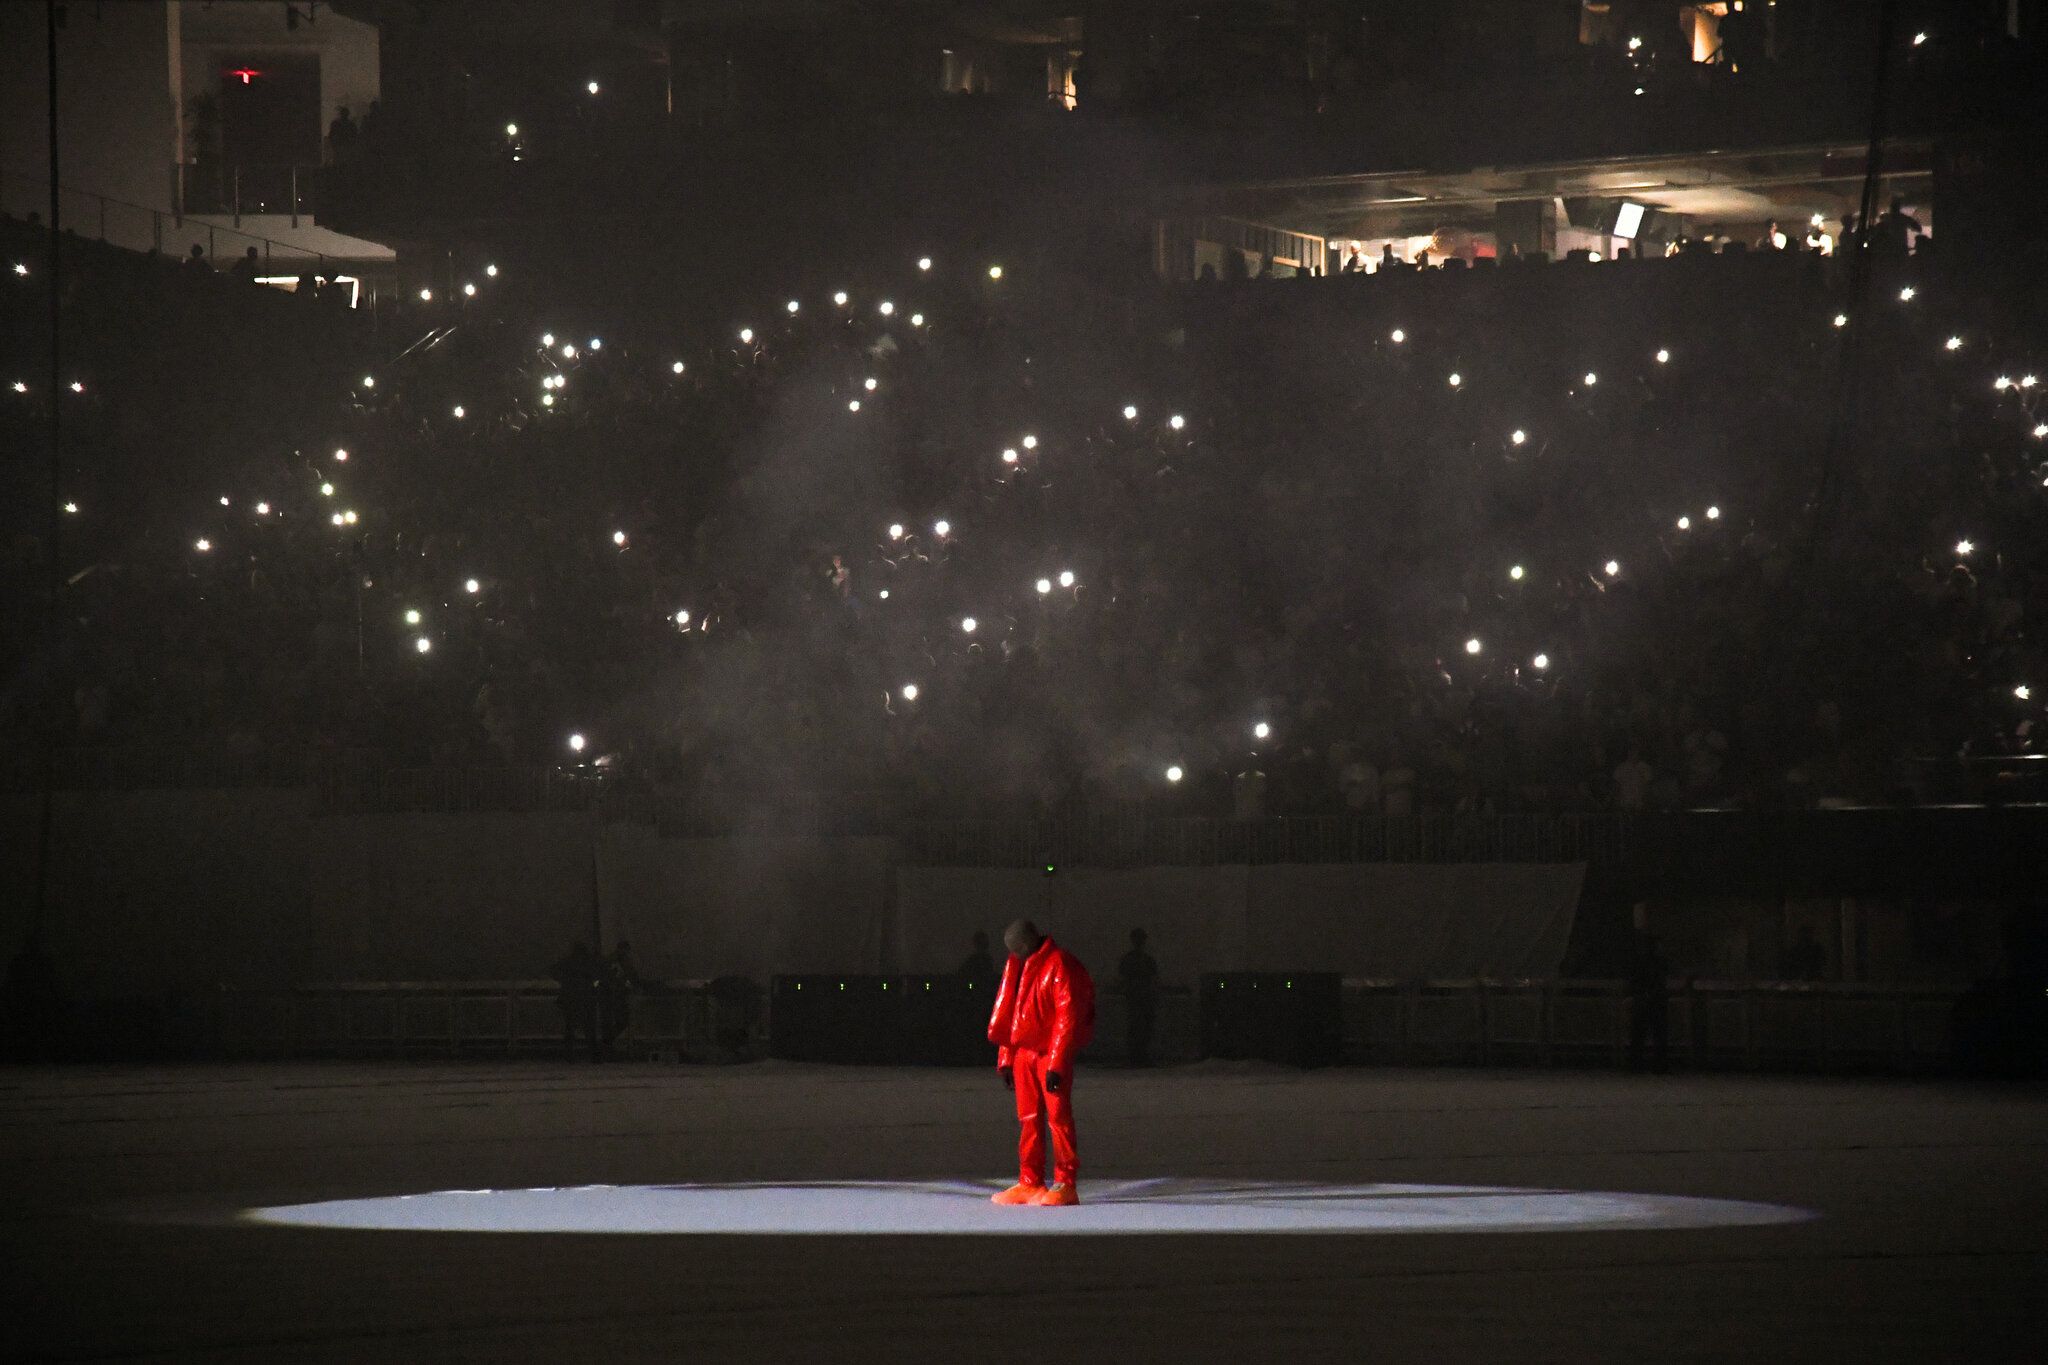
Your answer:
[1155,139,1932,279]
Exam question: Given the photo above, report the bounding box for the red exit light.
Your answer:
[227,67,262,85]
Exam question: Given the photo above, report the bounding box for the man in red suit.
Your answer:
[987,918,1095,1206]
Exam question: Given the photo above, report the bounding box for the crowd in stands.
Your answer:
[4,210,2044,823]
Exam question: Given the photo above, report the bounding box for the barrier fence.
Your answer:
[2,171,344,269]
[207,978,1972,1075]
[213,981,742,1062]
[1338,978,1966,1073]
[320,765,607,814]
[896,812,1625,866]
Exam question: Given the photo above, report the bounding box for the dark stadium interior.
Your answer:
[2,2,2045,1360]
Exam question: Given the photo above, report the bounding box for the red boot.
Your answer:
[991,1182,1042,1205]
[1030,1182,1079,1206]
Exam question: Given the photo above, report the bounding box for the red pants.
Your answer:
[1010,1046,1078,1187]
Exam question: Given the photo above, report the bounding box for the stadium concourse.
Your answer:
[2,1061,2043,1361]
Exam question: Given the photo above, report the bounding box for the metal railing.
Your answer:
[209,977,1973,1074]
[176,161,321,226]
[5,747,337,792]
[2,171,338,270]
[317,765,608,814]
[1341,978,1967,1074]
[898,811,1625,866]
[214,980,746,1060]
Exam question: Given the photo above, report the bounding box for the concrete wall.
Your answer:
[603,831,898,981]
[305,812,597,981]
[6,792,2011,999]
[0,2,179,216]
[1,791,313,996]
[892,863,1583,985]
[1,796,899,995]
[0,3,386,262]
[176,214,396,266]
[177,0,381,150]
[892,865,1249,987]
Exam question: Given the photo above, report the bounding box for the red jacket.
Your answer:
[987,937,1095,1076]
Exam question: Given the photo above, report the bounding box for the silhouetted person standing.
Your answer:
[1627,930,1670,1073]
[327,106,359,163]
[1118,928,1160,1066]
[600,941,643,1054]
[551,939,601,1061]
[1872,196,1922,260]
[1839,210,1861,256]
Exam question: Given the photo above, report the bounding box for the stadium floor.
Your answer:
[3,1061,2044,1362]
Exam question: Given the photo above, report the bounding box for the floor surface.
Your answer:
[4,1061,2044,1362]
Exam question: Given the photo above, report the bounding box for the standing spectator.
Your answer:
[1871,196,1922,260]
[1718,1,1763,68]
[231,246,261,283]
[600,940,644,1054]
[327,105,360,163]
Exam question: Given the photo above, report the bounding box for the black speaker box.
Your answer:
[770,975,997,1065]
[1199,972,1341,1067]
